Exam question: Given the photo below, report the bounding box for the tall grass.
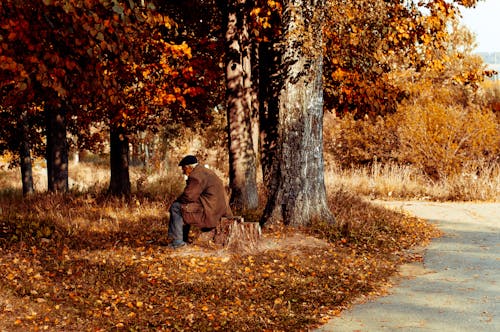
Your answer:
[325,160,499,202]
[1,157,498,202]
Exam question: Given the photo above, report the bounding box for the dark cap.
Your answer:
[178,155,198,166]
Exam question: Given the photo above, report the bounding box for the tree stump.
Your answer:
[195,216,261,252]
[194,216,262,252]
[214,216,262,252]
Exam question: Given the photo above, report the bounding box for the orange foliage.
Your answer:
[325,83,500,179]
[0,190,439,330]
[0,0,210,159]
[323,0,483,118]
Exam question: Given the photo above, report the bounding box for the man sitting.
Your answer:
[168,155,232,248]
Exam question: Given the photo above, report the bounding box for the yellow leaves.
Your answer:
[169,42,192,59]
[273,297,283,305]
[349,33,359,46]
[163,16,176,30]
[267,0,278,7]
[251,7,262,17]
[0,194,440,331]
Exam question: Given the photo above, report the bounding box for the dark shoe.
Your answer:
[169,240,187,249]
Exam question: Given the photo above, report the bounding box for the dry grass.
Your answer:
[3,157,498,202]
[325,160,500,202]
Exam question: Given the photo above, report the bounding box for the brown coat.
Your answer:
[177,165,232,228]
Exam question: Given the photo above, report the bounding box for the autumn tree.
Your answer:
[257,0,482,225]
[0,105,41,195]
[0,1,77,193]
[260,0,334,226]
[77,2,195,196]
[1,0,198,196]
[323,0,482,119]
[323,0,496,177]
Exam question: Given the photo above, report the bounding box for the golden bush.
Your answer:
[324,92,500,179]
[395,97,499,179]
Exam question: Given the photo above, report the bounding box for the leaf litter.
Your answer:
[0,190,440,331]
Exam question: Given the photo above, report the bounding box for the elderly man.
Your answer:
[168,155,232,248]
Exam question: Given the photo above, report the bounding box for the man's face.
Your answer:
[182,165,193,177]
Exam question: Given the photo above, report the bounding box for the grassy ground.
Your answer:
[1,159,495,331]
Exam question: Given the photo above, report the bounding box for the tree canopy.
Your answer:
[0,0,491,222]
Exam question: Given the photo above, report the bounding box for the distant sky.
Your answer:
[460,0,500,53]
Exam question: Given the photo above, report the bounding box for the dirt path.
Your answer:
[316,201,500,332]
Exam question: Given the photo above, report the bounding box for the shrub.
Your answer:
[324,87,500,179]
[324,113,399,168]
[394,99,499,179]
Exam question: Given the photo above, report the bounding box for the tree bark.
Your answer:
[225,0,259,211]
[250,39,261,170]
[46,105,69,193]
[108,123,131,197]
[19,110,34,196]
[258,42,280,189]
[195,216,262,253]
[215,216,262,252]
[261,0,334,227]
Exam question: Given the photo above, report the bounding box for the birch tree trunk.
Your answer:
[261,0,334,227]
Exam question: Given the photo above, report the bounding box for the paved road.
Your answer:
[316,201,500,332]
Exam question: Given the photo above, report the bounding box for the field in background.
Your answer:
[324,160,500,202]
[1,157,498,202]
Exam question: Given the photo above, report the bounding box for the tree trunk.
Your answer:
[250,39,262,182]
[215,216,262,252]
[225,0,259,211]
[46,105,69,193]
[261,0,334,227]
[19,110,34,196]
[108,123,131,197]
[258,41,280,189]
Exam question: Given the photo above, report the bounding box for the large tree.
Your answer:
[225,0,259,212]
[261,0,334,226]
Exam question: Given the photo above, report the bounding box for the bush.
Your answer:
[394,102,499,179]
[324,113,399,168]
[324,88,500,179]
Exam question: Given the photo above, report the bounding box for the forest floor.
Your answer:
[317,201,500,332]
[0,190,442,331]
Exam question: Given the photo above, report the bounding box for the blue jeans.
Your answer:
[168,202,190,242]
